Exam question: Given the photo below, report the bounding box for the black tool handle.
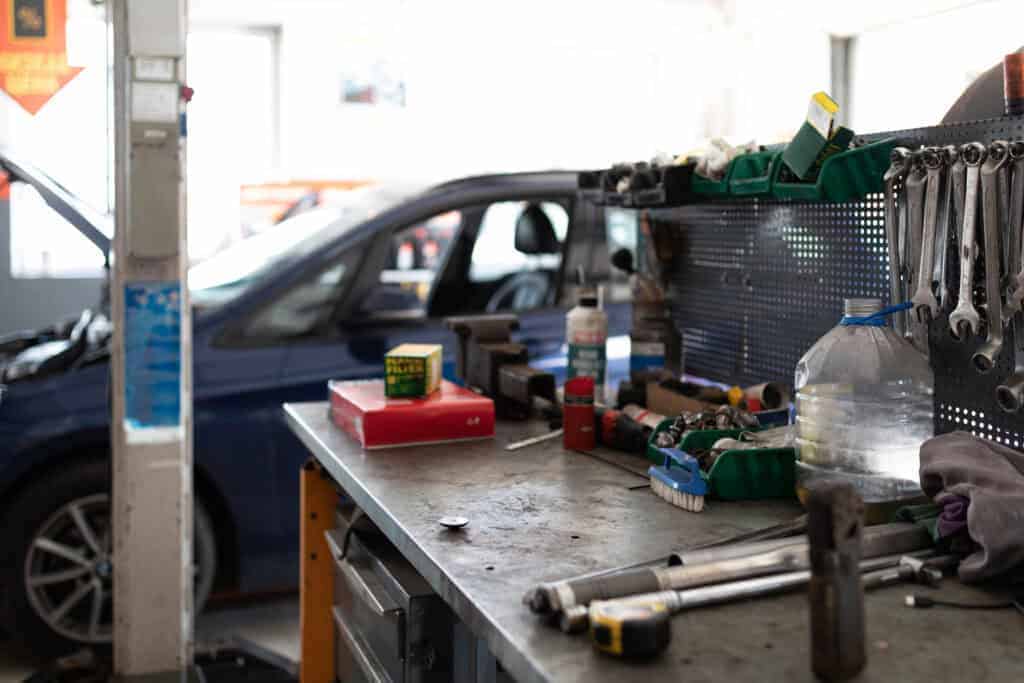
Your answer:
[807,481,866,681]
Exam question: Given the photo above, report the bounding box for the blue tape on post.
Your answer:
[839,301,913,327]
[124,282,182,431]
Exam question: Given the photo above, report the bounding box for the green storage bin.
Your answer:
[728,150,780,196]
[646,421,795,500]
[772,138,898,202]
[690,159,734,197]
[680,429,796,501]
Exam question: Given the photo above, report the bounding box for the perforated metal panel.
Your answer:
[658,115,1024,446]
[661,197,890,385]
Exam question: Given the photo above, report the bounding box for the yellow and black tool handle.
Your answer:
[589,599,672,658]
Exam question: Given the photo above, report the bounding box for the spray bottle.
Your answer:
[566,268,608,402]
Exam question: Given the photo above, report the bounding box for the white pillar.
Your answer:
[110,0,192,675]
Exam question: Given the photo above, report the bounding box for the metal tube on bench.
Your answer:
[559,550,937,634]
[526,523,932,616]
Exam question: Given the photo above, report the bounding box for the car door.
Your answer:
[191,326,290,588]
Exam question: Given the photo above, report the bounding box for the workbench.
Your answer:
[285,402,1023,683]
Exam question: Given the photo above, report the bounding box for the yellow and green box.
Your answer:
[385,344,442,398]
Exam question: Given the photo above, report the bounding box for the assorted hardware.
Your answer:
[652,405,759,449]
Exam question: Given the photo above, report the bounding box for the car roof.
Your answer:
[0,147,582,262]
[423,170,579,197]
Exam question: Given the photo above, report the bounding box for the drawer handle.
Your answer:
[332,606,389,683]
[338,558,401,617]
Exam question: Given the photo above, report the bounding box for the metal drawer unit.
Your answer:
[325,523,455,683]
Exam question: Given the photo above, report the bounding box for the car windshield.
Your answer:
[189,184,419,307]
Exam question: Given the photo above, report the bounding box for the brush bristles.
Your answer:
[650,475,705,512]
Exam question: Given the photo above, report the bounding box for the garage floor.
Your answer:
[0,596,299,682]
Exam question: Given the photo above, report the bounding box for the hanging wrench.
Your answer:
[972,140,1010,373]
[904,155,927,305]
[949,142,987,340]
[994,142,1024,411]
[1002,140,1024,320]
[1000,145,1013,282]
[883,147,912,335]
[996,317,1024,412]
[933,145,959,308]
[911,148,944,322]
[903,154,928,343]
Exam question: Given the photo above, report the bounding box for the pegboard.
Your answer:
[654,114,1024,446]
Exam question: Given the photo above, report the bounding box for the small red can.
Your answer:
[563,376,596,451]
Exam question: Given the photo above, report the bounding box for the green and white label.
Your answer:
[568,343,606,385]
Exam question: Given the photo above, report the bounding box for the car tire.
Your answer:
[1,459,217,657]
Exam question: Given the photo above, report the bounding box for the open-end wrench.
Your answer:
[1000,145,1013,281]
[949,142,987,340]
[1002,140,1024,320]
[933,145,960,308]
[996,316,1024,412]
[994,141,1024,411]
[912,148,944,322]
[972,140,1010,373]
[903,154,928,344]
[883,148,912,335]
[904,155,928,307]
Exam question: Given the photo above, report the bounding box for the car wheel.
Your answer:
[2,460,217,657]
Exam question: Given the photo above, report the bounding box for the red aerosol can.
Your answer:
[563,376,596,451]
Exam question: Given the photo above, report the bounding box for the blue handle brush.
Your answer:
[648,447,708,513]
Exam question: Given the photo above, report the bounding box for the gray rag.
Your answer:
[919,431,1024,583]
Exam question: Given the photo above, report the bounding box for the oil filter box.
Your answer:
[329,379,495,449]
[385,344,442,398]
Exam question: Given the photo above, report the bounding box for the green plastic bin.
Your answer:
[728,150,781,196]
[646,420,795,500]
[772,138,898,202]
[689,159,734,197]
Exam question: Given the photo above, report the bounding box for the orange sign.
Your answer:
[0,0,82,115]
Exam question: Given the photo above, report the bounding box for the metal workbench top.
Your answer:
[284,402,1023,683]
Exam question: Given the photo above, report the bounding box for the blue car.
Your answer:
[0,153,634,655]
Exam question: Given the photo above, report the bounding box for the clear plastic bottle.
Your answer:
[794,298,933,503]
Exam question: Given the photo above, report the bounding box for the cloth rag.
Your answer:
[920,431,1024,583]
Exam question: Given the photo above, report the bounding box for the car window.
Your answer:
[241,250,357,340]
[469,201,567,281]
[359,210,461,317]
[462,200,568,313]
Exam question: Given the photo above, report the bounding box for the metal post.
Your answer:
[830,35,855,127]
[110,0,192,676]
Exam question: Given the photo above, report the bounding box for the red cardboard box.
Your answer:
[328,379,495,449]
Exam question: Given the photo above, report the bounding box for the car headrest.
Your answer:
[514,204,560,255]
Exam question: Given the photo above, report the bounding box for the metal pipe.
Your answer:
[559,550,938,634]
[525,523,931,616]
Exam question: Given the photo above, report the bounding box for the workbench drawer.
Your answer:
[326,526,455,683]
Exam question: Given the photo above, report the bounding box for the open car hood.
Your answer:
[0,147,112,258]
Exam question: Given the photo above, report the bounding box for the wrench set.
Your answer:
[884,140,1024,412]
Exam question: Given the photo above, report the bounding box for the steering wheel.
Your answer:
[485,272,550,313]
